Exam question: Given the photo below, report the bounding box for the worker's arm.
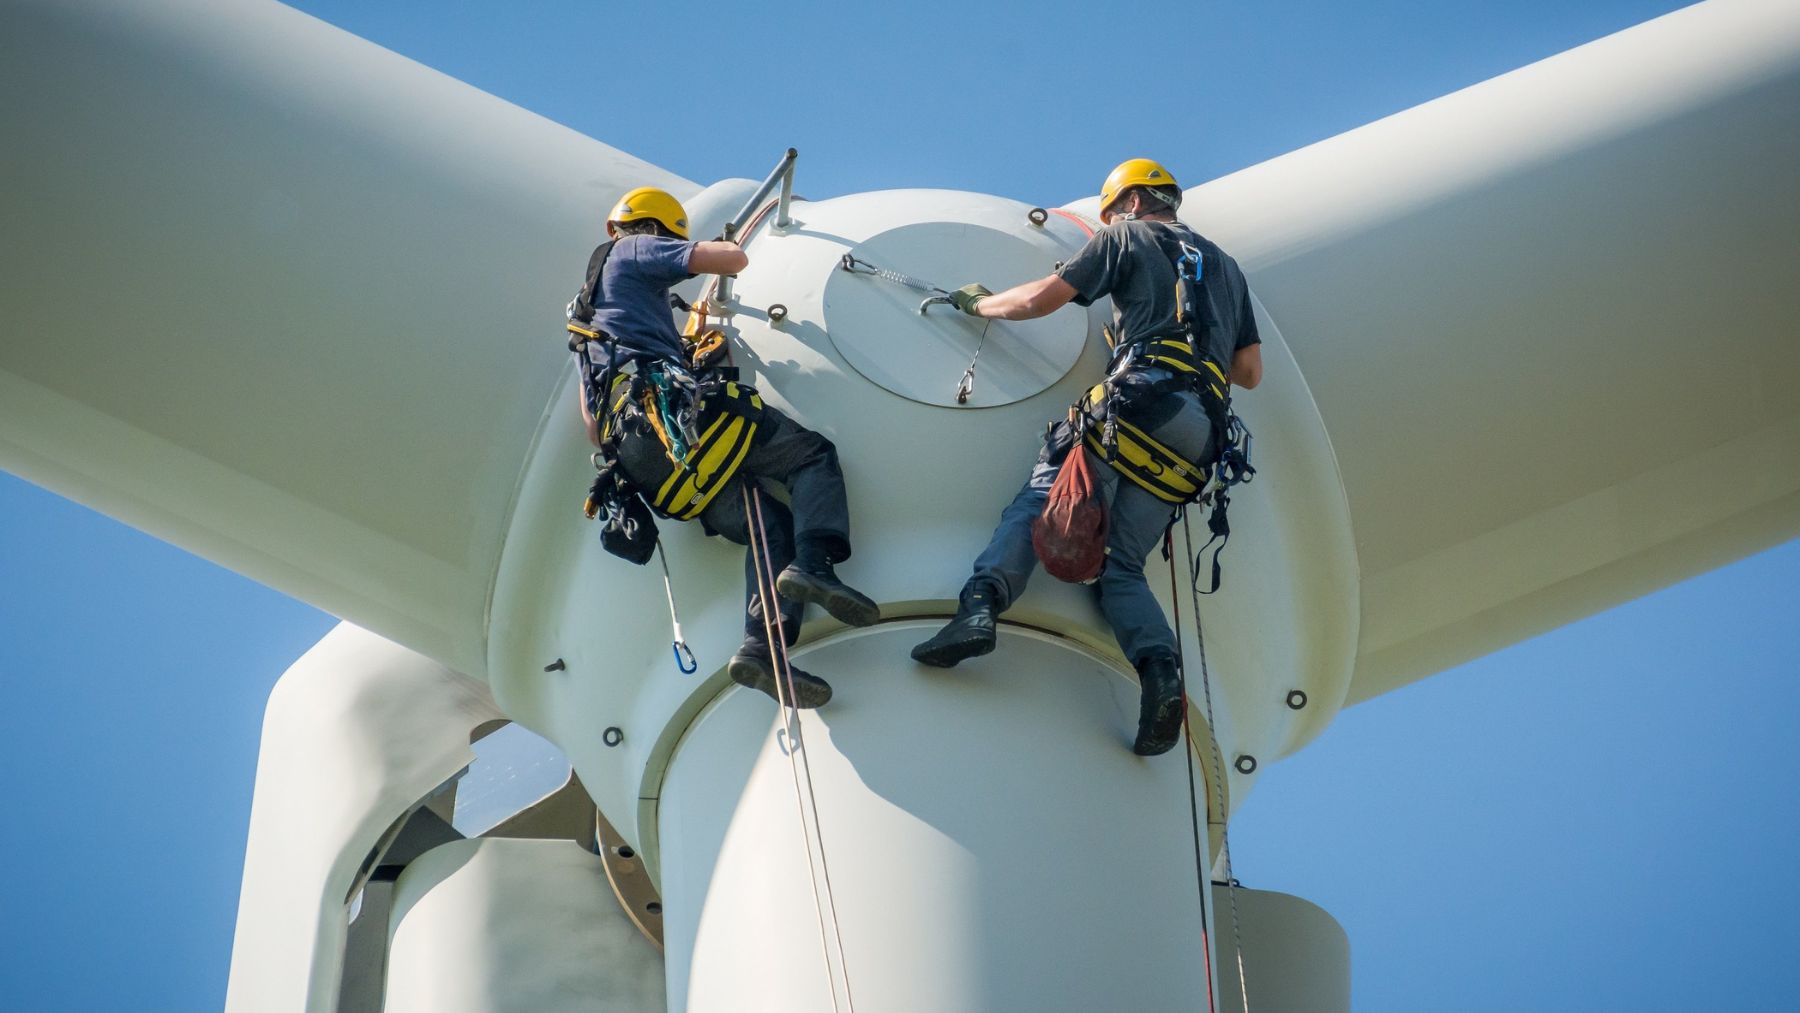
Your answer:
[1230,343,1263,390]
[967,274,1079,321]
[577,389,602,447]
[688,241,748,276]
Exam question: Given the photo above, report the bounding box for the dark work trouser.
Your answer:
[620,401,853,646]
[967,384,1217,665]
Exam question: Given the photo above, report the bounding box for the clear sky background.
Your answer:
[3,0,1795,1010]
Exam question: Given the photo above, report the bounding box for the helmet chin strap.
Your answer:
[1104,187,1181,225]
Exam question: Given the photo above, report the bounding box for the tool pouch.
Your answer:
[1033,444,1109,583]
[586,452,659,566]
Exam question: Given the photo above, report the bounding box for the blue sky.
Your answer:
[5,1,1796,1009]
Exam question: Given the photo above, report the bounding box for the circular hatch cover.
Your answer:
[823,222,1088,408]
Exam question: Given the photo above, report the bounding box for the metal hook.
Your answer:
[956,367,976,404]
[672,640,697,674]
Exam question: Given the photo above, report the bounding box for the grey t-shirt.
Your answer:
[1056,219,1260,373]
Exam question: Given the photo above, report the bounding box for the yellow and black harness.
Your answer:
[1080,334,1234,505]
[1070,226,1256,592]
[597,367,764,521]
[567,240,765,562]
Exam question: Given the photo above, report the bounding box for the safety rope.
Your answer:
[742,485,859,1013]
[1165,528,1219,1013]
[1176,511,1252,1012]
[653,539,697,674]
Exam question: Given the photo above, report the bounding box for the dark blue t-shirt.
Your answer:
[586,234,696,366]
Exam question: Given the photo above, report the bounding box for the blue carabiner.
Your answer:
[673,640,697,674]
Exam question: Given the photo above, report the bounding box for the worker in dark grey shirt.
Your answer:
[911,159,1263,755]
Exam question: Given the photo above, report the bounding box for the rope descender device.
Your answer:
[655,538,698,674]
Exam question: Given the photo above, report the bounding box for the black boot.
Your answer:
[910,579,1001,668]
[775,560,880,628]
[728,637,833,709]
[1132,652,1185,756]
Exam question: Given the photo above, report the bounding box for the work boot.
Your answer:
[775,561,880,628]
[910,580,1001,668]
[728,637,832,709]
[1132,652,1185,756]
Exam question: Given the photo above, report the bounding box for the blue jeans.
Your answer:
[969,387,1217,665]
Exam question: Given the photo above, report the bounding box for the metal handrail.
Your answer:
[721,147,797,244]
[715,148,796,310]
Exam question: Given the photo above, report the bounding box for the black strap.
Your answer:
[570,240,617,325]
[1193,489,1232,595]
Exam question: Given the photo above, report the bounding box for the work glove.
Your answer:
[949,283,992,317]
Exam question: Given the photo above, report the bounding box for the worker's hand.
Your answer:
[949,283,992,317]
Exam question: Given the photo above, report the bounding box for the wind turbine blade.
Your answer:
[0,0,692,676]
[1189,0,1800,703]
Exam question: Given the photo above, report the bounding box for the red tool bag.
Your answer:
[1033,445,1109,582]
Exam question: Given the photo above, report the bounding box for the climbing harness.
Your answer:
[654,539,697,674]
[1074,224,1255,592]
[1079,378,1211,505]
[743,486,859,1013]
[620,373,765,522]
[1166,521,1252,1012]
[840,253,994,401]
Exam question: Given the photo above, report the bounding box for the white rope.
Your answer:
[743,486,858,1013]
[1182,510,1252,1013]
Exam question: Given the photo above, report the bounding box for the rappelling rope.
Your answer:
[1177,510,1252,1013]
[1165,527,1219,1013]
[742,485,860,1013]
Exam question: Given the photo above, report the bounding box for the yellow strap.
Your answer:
[1085,416,1207,504]
[1117,417,1205,487]
[677,419,759,519]
[639,389,677,458]
[650,383,764,519]
[654,410,730,505]
[657,416,758,519]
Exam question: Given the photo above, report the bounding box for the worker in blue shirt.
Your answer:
[570,187,879,708]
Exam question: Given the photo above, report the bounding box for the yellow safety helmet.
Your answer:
[606,186,690,239]
[1098,158,1180,221]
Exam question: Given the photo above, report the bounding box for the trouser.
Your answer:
[968,386,1217,665]
[619,400,853,645]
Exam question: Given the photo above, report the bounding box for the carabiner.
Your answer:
[672,640,697,674]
